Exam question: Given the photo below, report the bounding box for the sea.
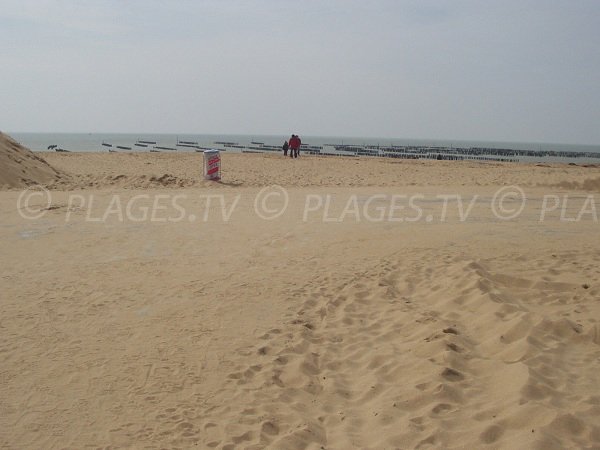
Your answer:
[8,132,600,164]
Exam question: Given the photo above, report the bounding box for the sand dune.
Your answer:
[0,132,63,188]
[1,151,599,449]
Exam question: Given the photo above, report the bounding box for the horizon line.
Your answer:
[5,130,600,148]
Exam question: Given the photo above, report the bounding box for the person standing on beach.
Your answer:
[289,134,301,158]
[282,140,289,157]
[295,134,301,158]
[288,135,295,158]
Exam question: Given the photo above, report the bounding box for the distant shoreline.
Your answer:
[9,132,600,164]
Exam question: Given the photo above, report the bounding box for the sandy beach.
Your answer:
[1,142,600,449]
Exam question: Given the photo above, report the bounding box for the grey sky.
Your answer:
[1,0,599,144]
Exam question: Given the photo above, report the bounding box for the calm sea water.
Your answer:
[9,132,600,163]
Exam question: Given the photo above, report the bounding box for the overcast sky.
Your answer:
[1,0,599,144]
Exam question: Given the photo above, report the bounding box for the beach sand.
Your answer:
[1,151,600,449]
[0,132,63,189]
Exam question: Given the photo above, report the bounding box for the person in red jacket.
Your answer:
[289,134,301,158]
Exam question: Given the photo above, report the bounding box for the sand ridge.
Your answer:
[0,132,63,188]
[34,151,600,191]
[194,249,600,449]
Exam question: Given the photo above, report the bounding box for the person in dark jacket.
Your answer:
[282,140,289,157]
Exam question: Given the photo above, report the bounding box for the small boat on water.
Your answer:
[251,141,265,145]
[153,146,176,151]
[116,146,132,150]
[138,140,157,145]
[149,149,160,153]
[47,144,57,150]
[177,140,198,145]
[102,141,112,147]
[134,143,148,147]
